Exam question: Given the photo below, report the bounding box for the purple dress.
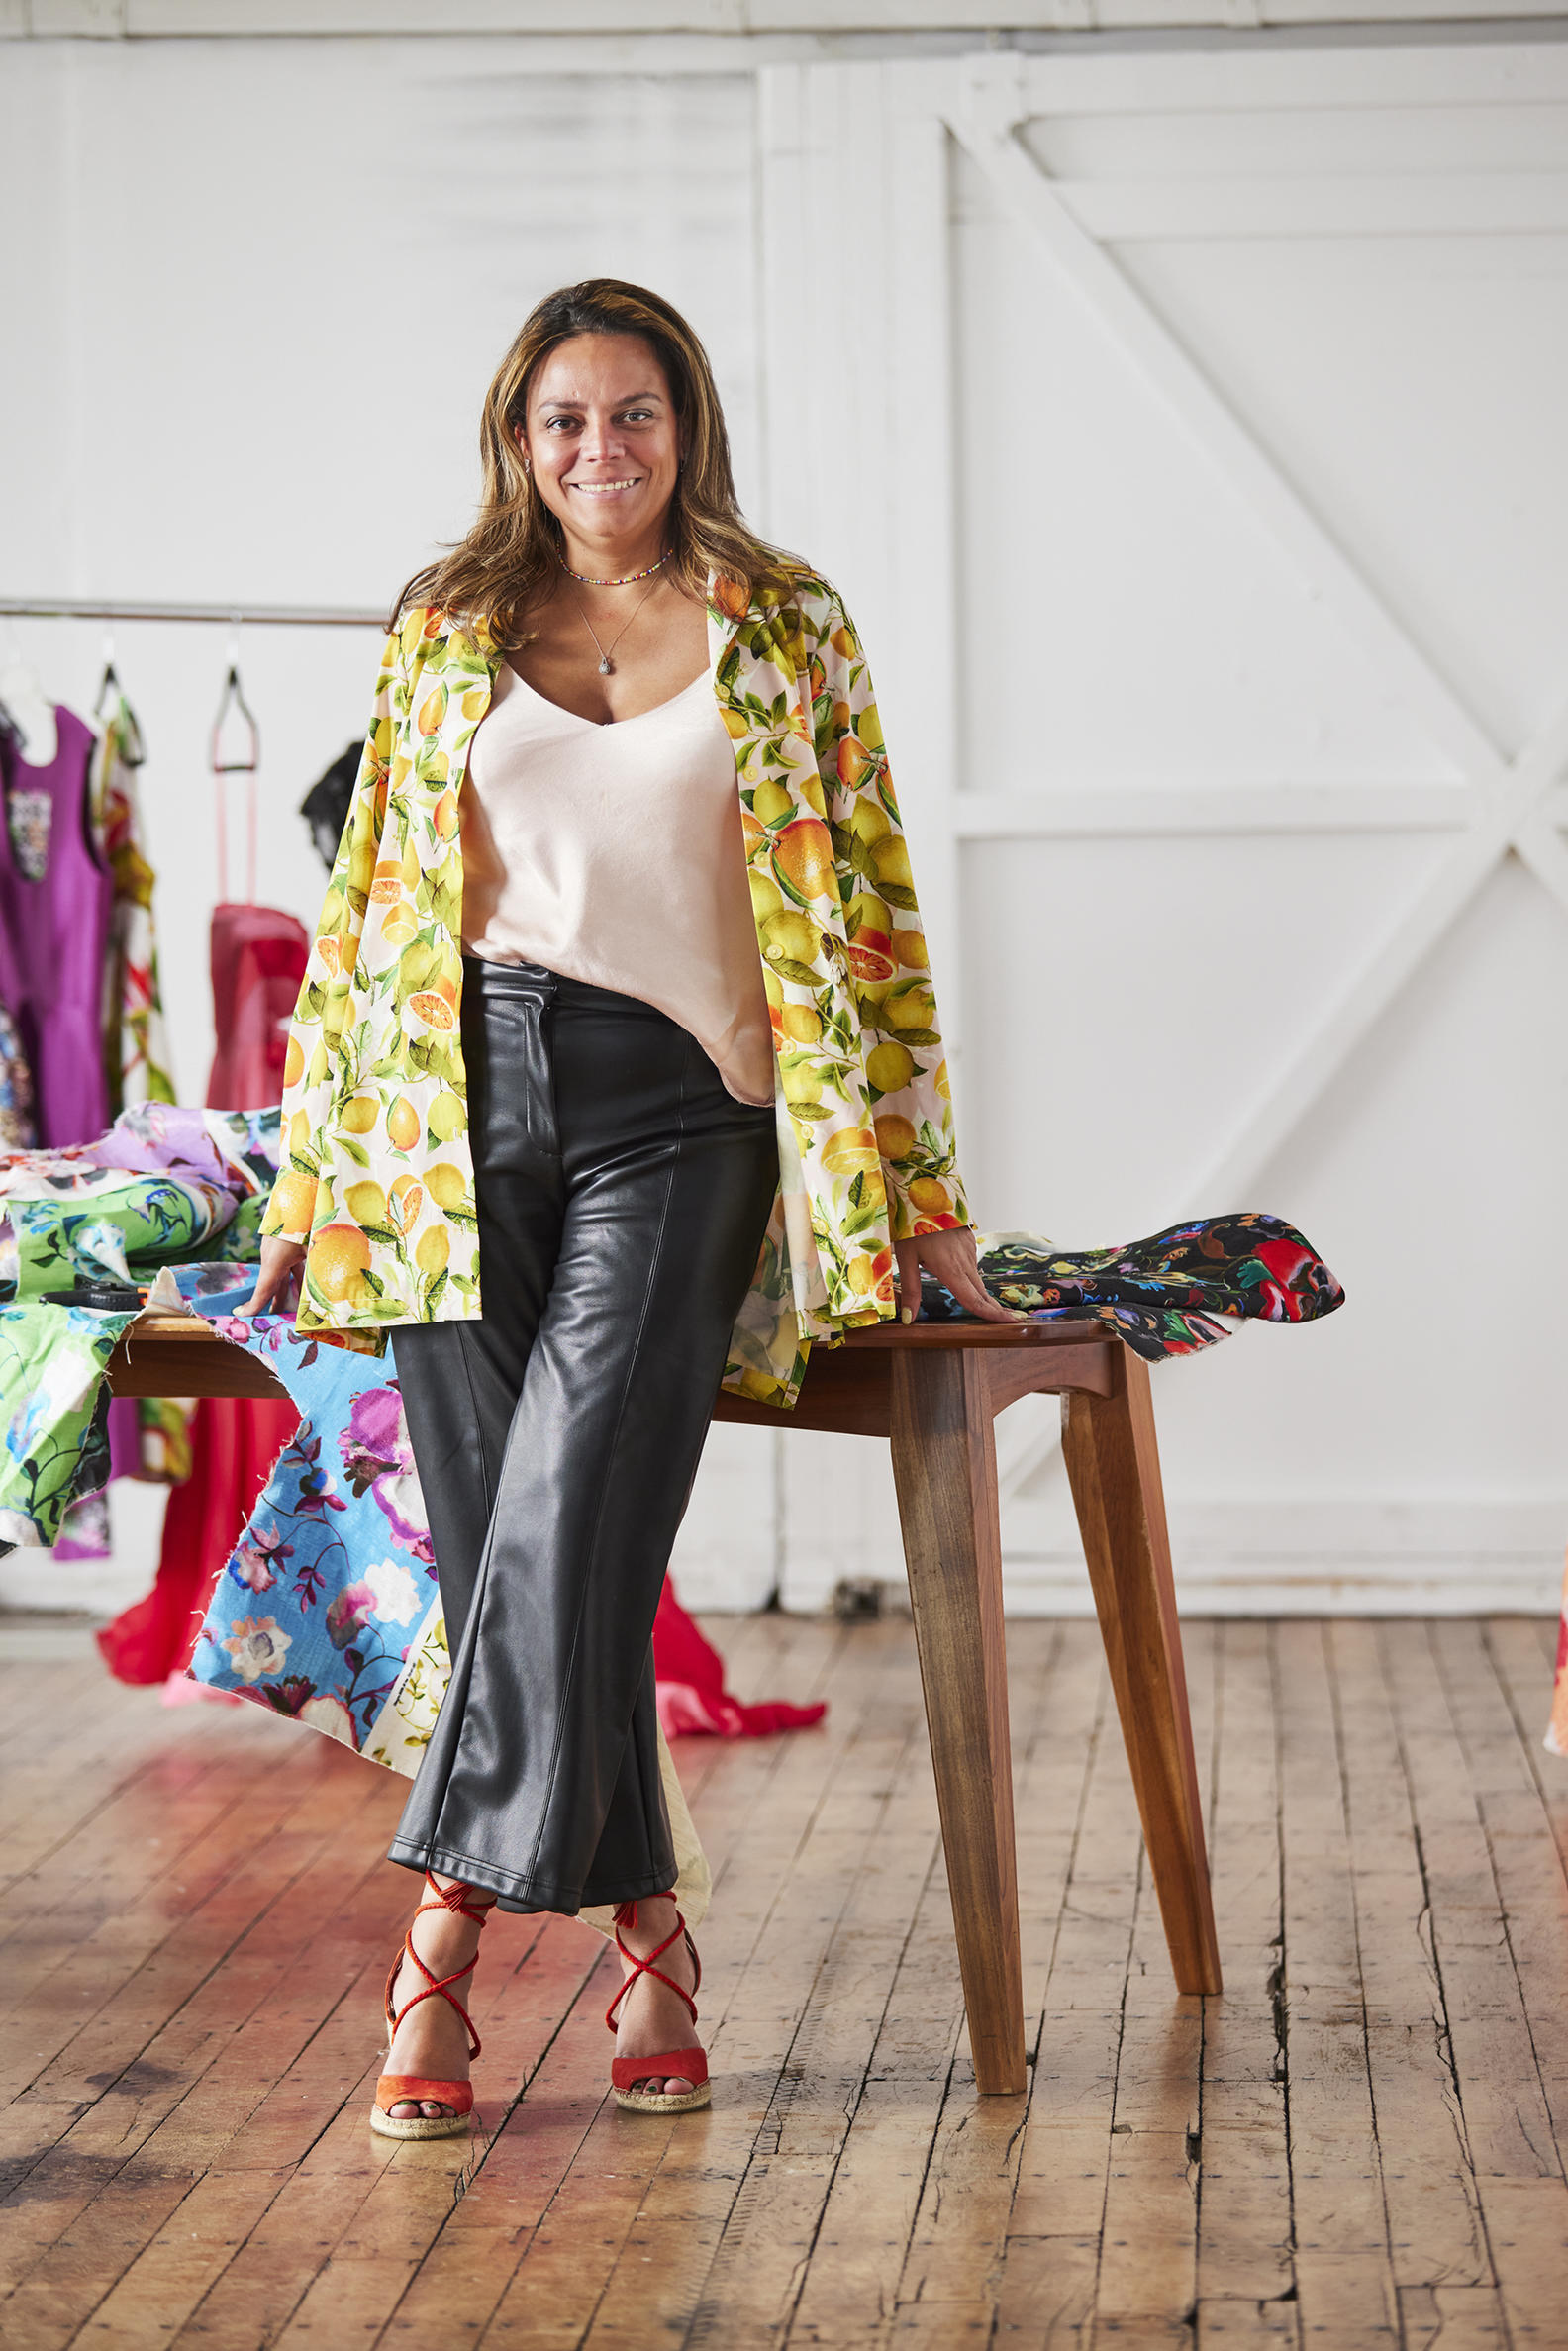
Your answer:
[0,705,113,1147]
[0,705,135,1551]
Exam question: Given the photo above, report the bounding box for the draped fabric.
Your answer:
[95,692,176,1117]
[95,1393,301,1687]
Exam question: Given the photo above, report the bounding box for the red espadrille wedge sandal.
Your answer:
[605,1897,711,2115]
[370,1872,498,2140]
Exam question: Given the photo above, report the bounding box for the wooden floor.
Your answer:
[2,1615,1567,2350]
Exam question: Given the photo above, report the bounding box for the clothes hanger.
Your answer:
[0,620,57,770]
[92,629,118,723]
[93,629,147,766]
[210,623,260,904]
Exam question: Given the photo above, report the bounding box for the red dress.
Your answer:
[206,903,310,1111]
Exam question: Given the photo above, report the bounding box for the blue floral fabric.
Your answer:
[179,1269,439,1759]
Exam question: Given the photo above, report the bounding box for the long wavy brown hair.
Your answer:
[391,279,797,639]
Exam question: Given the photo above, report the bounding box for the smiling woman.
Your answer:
[243,277,1013,2143]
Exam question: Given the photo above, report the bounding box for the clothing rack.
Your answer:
[0,598,384,629]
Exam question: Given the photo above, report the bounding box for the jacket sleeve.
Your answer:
[258,627,402,1246]
[812,594,971,1242]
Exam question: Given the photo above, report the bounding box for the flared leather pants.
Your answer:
[389,959,779,1914]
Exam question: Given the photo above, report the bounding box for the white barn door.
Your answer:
[760,43,1568,1616]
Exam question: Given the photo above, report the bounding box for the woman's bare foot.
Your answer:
[613,1896,703,2098]
[383,1873,493,2122]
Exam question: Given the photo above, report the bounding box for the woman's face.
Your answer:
[519,333,683,555]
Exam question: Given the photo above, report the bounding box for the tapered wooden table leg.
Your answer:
[889,1350,1027,2096]
[1061,1348,1223,1996]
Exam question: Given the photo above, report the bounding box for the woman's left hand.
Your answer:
[893,1225,1026,1326]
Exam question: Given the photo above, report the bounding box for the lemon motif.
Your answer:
[882,981,936,1033]
[865,1041,916,1094]
[307,1224,371,1306]
[386,1096,421,1152]
[268,1170,317,1238]
[781,1004,822,1044]
[749,870,785,921]
[908,1177,951,1215]
[820,1127,879,1175]
[425,1161,467,1210]
[772,819,834,907]
[344,1179,388,1227]
[391,1175,424,1232]
[416,1225,450,1278]
[760,909,820,969]
[426,1091,467,1143]
[873,1113,918,1161]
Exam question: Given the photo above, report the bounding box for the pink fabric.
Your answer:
[652,1580,827,1740]
[206,904,310,1112]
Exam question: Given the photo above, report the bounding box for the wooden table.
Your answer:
[109,1311,1221,2096]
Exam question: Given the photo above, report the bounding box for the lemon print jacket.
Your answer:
[260,572,969,1408]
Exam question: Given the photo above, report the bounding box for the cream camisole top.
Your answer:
[459,661,776,1108]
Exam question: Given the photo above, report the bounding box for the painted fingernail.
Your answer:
[901,1308,913,1324]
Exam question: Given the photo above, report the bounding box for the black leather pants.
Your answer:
[388,960,779,1914]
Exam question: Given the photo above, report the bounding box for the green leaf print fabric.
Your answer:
[0,1302,139,1551]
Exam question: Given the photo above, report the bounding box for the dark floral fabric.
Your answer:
[919,1215,1344,1362]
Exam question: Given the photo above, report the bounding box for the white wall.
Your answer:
[5,31,1566,1616]
[759,43,1568,1614]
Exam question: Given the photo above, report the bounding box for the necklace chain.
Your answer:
[557,549,670,588]
[570,572,667,677]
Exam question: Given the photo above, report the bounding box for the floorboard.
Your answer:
[1,1614,1565,2349]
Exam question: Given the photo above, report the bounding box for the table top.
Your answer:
[118,1311,1112,1352]
[838,1317,1108,1350]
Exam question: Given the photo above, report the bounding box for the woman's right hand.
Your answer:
[239,1236,307,1319]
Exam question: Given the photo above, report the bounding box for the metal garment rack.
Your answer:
[0,597,384,628]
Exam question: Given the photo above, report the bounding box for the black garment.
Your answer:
[299,742,361,870]
[389,959,778,1914]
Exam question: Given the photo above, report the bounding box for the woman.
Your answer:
[245,279,1015,2138]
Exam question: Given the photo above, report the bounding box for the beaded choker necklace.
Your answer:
[557,550,671,588]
